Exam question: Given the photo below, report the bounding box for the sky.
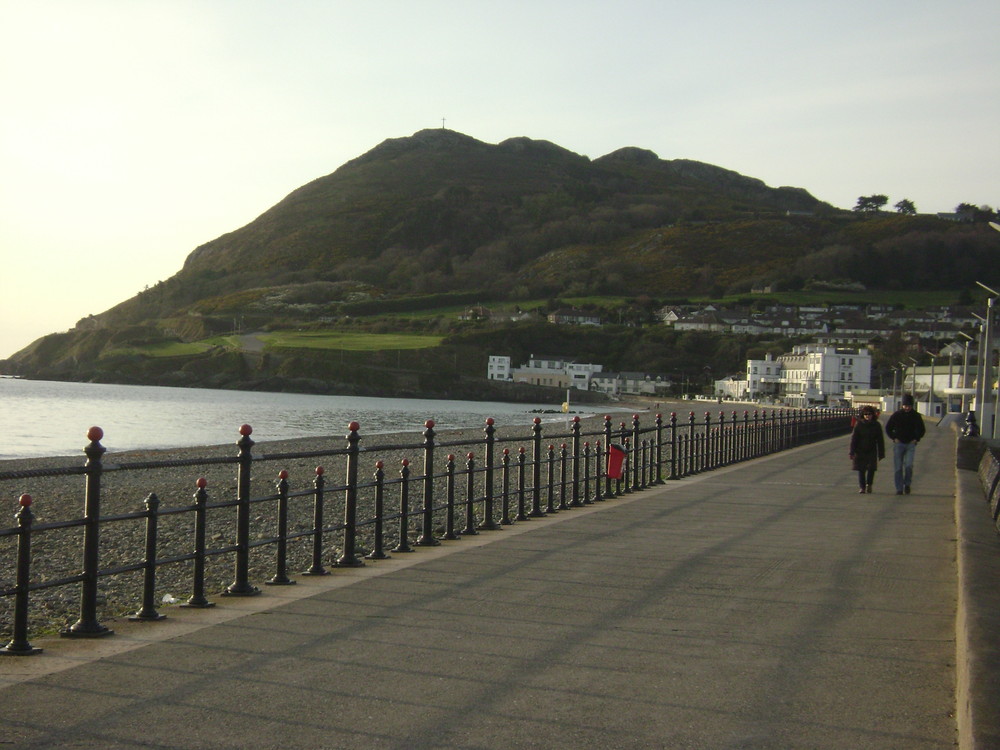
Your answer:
[2,0,998,359]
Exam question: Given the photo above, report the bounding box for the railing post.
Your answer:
[516,447,529,520]
[730,411,738,464]
[130,492,166,620]
[603,415,615,498]
[631,414,641,490]
[582,442,593,505]
[642,439,651,487]
[717,411,727,466]
[461,453,479,536]
[593,441,604,502]
[443,455,459,540]
[499,449,513,525]
[222,424,260,597]
[669,412,678,480]
[530,419,545,517]
[304,467,330,574]
[571,416,583,507]
[654,413,664,484]
[619,422,630,493]
[266,472,294,585]
[337,422,365,567]
[703,412,712,471]
[63,426,114,636]
[1,495,42,655]
[687,412,696,476]
[558,443,570,509]
[392,459,413,553]
[546,444,557,513]
[417,419,440,547]
[479,419,500,530]
[183,478,215,608]
[366,461,390,559]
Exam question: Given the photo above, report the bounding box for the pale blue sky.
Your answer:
[2,0,998,358]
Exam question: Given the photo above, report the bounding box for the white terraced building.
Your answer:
[746,345,872,407]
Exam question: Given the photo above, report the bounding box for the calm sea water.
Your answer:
[0,378,600,460]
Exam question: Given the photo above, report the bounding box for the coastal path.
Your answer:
[1,418,997,749]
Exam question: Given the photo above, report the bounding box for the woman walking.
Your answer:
[849,405,885,493]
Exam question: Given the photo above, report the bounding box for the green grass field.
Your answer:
[261,331,444,350]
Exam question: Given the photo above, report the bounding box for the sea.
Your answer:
[0,378,611,460]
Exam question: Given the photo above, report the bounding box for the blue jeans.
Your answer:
[892,441,917,492]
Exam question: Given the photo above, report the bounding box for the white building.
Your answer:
[746,346,872,406]
[506,355,604,390]
[714,374,749,401]
[487,355,512,381]
[591,372,671,397]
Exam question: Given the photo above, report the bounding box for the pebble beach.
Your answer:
[1,406,675,640]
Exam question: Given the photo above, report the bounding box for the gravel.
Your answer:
[1,409,668,641]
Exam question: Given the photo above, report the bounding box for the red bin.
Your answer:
[606,444,627,479]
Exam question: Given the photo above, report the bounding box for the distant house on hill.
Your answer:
[547,309,602,326]
[459,305,491,321]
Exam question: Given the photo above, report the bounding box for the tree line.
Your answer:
[854,194,998,221]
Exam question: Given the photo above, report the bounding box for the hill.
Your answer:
[3,129,999,395]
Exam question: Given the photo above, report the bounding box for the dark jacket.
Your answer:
[850,418,885,471]
[885,408,926,444]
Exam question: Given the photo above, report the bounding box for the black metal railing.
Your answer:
[0,408,852,655]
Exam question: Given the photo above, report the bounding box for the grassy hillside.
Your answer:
[4,129,999,395]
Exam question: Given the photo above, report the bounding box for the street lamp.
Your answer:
[908,356,918,398]
[973,280,998,439]
[958,331,974,414]
[926,349,939,416]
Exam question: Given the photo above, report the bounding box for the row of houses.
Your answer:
[488,355,671,398]
[663,303,978,343]
[490,345,878,407]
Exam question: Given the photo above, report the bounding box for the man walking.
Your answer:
[885,393,926,495]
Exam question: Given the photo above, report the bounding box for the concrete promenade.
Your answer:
[1,419,997,749]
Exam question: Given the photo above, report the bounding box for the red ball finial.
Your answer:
[278,470,289,480]
[19,493,32,507]
[348,421,360,432]
[87,426,103,441]
[533,416,541,424]
[425,419,435,428]
[196,477,207,489]
[239,424,253,436]
[401,458,409,466]
[315,466,324,476]
[485,417,494,426]
[375,460,384,469]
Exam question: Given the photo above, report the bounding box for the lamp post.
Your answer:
[891,366,899,411]
[908,356,918,398]
[897,361,908,409]
[974,281,999,439]
[926,349,939,417]
[958,331,974,414]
